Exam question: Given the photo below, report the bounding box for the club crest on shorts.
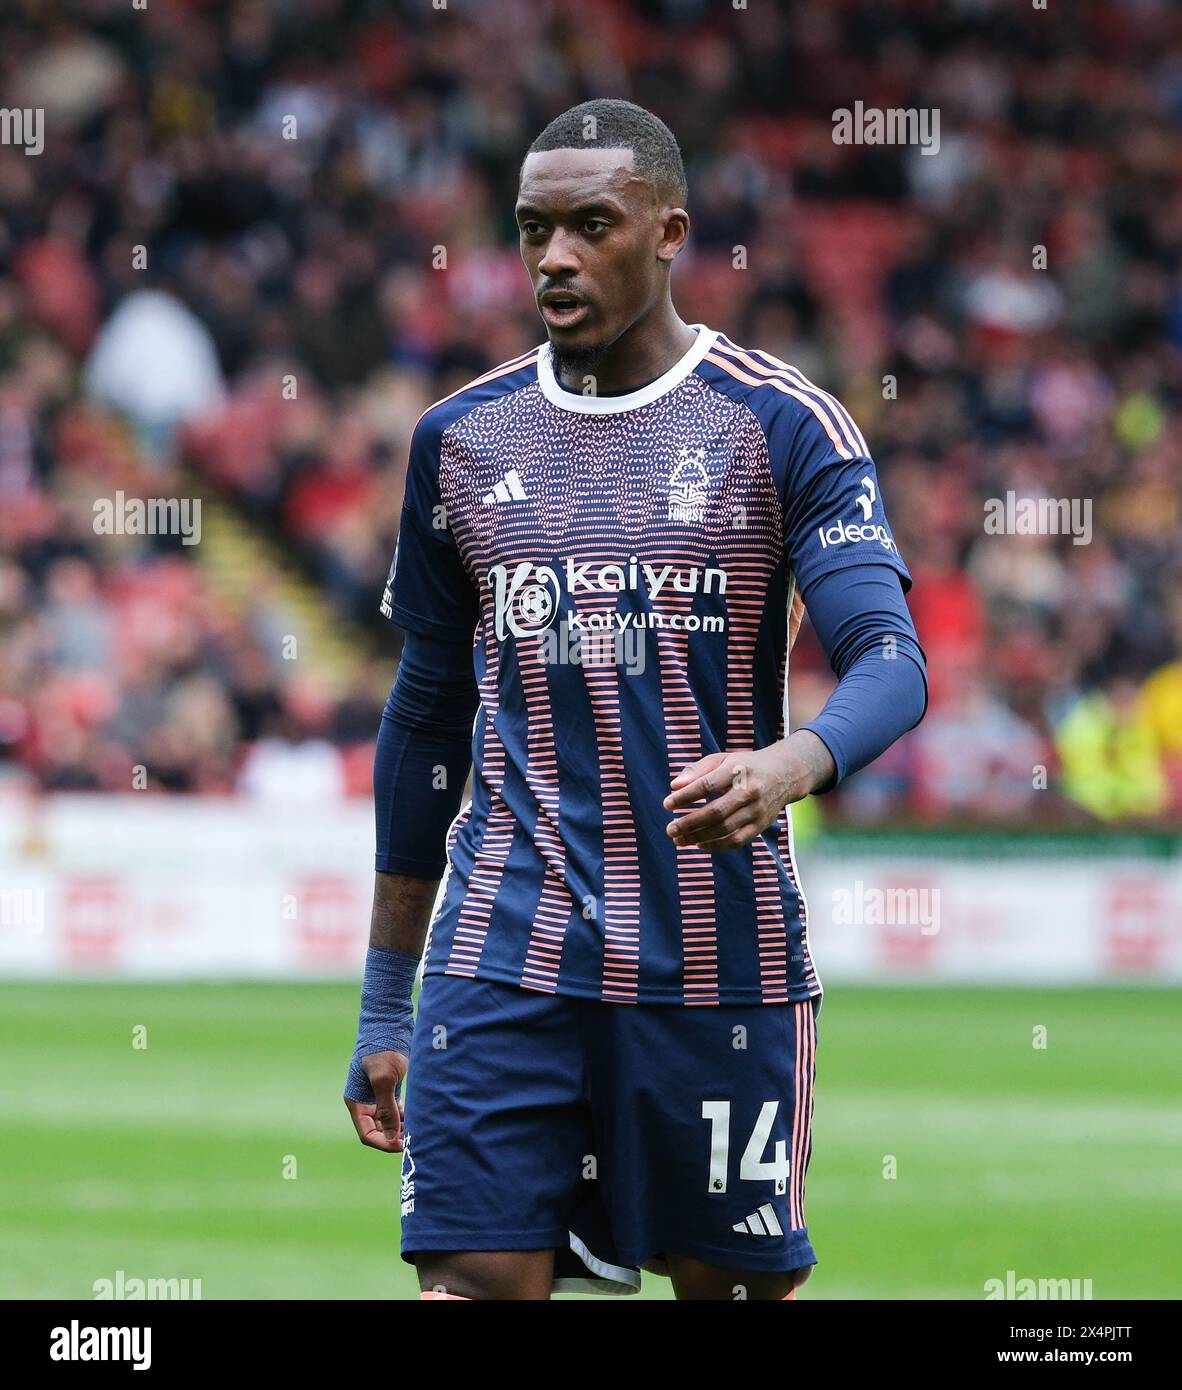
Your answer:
[400,1134,416,1216]
[668,447,710,523]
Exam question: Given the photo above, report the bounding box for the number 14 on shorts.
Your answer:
[702,1101,790,1195]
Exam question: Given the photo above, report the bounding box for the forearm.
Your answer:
[346,631,477,1104]
[346,865,435,1102]
[800,646,926,789]
[368,870,440,957]
[796,563,928,791]
[374,629,478,876]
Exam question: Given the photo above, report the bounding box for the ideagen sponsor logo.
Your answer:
[817,475,898,555]
[489,557,729,640]
[818,518,897,552]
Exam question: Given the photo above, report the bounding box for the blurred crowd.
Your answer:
[1,0,1181,825]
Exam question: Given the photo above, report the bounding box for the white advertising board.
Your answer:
[0,796,1179,983]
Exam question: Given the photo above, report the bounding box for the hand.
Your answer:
[662,732,835,852]
[344,1050,409,1153]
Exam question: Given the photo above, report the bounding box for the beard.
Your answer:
[550,338,611,389]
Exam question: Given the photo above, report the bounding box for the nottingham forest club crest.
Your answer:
[668,447,710,523]
[400,1134,415,1216]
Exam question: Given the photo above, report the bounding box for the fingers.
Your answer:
[344,1097,404,1153]
[667,787,749,843]
[665,755,737,811]
[367,1063,406,1149]
[664,773,725,812]
[667,751,729,795]
[695,823,763,852]
[345,1050,409,1153]
[666,752,748,824]
[673,801,762,850]
[665,751,776,851]
[374,1092,404,1149]
[677,809,766,851]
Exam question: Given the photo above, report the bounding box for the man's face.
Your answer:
[515,147,681,367]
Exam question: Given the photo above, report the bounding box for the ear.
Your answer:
[657,206,690,263]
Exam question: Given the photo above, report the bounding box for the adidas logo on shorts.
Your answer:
[733,1203,783,1236]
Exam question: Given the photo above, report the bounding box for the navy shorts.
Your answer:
[399,972,821,1294]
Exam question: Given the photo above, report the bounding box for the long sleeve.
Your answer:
[796,563,928,791]
[373,630,480,876]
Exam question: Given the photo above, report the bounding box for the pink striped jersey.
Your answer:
[382,325,912,1005]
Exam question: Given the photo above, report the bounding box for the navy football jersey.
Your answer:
[382,326,912,1005]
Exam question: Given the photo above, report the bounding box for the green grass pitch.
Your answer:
[1,984,1178,1299]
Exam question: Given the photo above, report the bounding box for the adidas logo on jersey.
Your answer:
[733,1203,784,1236]
[482,470,528,504]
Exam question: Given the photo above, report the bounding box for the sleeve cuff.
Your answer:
[797,722,845,793]
[375,854,447,879]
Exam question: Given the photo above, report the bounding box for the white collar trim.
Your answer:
[536,324,717,413]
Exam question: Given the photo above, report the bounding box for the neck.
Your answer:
[552,302,697,394]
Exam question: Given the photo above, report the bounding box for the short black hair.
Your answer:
[526,99,688,207]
